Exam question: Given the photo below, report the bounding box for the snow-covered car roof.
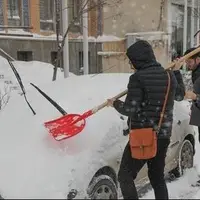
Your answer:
[0,72,191,198]
[0,73,131,198]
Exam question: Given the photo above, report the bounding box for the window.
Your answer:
[17,51,33,61]
[171,4,185,57]
[72,0,80,20]
[7,0,20,18]
[40,0,55,31]
[68,0,81,24]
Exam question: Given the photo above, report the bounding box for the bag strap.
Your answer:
[157,71,171,132]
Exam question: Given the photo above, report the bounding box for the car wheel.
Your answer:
[173,139,194,177]
[87,175,118,199]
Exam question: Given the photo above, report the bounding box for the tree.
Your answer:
[52,0,123,81]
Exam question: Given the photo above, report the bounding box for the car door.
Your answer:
[165,101,189,172]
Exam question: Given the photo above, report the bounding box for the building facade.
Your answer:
[0,0,200,75]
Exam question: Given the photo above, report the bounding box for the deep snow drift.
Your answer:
[0,55,200,198]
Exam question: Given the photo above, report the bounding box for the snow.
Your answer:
[77,34,124,42]
[1,29,123,42]
[96,35,124,42]
[0,55,76,89]
[0,55,75,111]
[98,51,125,56]
[142,126,200,199]
[0,60,129,198]
[0,29,63,41]
[1,56,200,198]
[125,31,169,41]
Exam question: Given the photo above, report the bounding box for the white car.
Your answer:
[0,73,195,199]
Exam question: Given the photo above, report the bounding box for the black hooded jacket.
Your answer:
[192,64,200,86]
[189,63,200,126]
[113,40,185,139]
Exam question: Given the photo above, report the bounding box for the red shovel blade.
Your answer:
[44,110,93,141]
[44,114,86,141]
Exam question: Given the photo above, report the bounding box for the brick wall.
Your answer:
[29,0,40,33]
[88,0,98,37]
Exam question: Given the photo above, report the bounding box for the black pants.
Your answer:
[198,127,200,143]
[118,139,170,199]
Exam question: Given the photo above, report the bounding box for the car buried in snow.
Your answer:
[0,73,195,199]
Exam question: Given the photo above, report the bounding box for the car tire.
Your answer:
[87,175,118,199]
[172,139,194,178]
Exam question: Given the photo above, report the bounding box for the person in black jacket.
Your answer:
[184,48,200,141]
[183,48,200,187]
[107,40,185,199]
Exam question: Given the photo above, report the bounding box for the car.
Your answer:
[0,73,195,199]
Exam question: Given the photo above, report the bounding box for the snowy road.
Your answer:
[119,128,200,199]
[141,129,200,199]
[118,166,200,199]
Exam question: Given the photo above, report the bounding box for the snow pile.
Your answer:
[96,35,124,42]
[0,73,129,198]
[0,55,75,111]
[0,59,200,198]
[125,31,169,41]
[0,55,66,89]
[0,29,63,41]
[77,34,124,42]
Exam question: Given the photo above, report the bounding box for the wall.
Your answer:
[100,32,169,73]
[0,37,102,75]
[103,0,168,37]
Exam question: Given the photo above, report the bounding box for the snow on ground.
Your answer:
[142,126,200,199]
[1,58,200,198]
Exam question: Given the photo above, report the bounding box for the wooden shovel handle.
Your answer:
[92,89,128,114]
[92,46,200,114]
[166,46,200,70]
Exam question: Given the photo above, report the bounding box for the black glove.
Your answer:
[123,128,129,136]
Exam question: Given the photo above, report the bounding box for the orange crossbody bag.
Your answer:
[129,72,171,160]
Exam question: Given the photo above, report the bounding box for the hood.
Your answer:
[126,40,160,70]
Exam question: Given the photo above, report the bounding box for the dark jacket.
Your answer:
[192,64,200,85]
[189,64,200,126]
[113,40,185,139]
[193,66,200,108]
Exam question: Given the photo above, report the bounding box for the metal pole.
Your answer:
[21,0,24,27]
[197,0,200,46]
[83,0,89,75]
[62,0,69,78]
[191,0,195,46]
[167,0,172,62]
[183,0,188,54]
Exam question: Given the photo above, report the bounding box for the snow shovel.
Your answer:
[44,90,128,141]
[44,45,200,141]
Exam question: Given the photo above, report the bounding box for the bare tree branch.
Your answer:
[0,85,11,111]
[52,0,123,81]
